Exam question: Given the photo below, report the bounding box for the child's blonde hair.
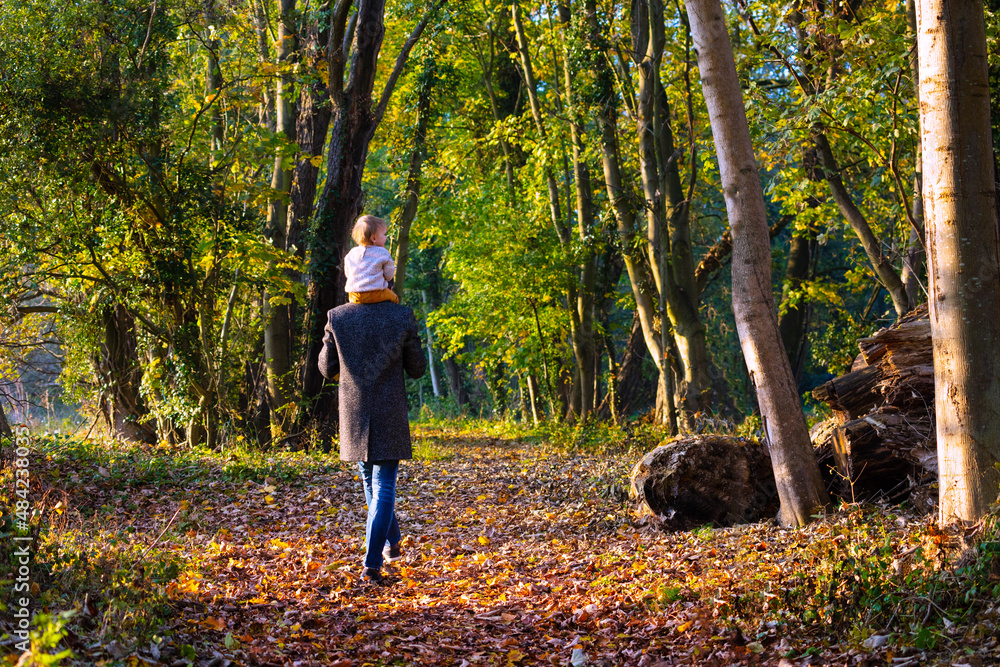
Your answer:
[351,215,387,246]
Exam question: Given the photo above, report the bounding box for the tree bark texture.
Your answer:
[302,0,388,428]
[393,57,436,300]
[96,305,157,443]
[902,0,926,308]
[916,0,1000,523]
[633,0,711,425]
[687,0,829,526]
[0,399,13,441]
[263,0,298,436]
[300,0,440,433]
[630,435,779,530]
[558,6,599,419]
[583,0,676,432]
[778,230,816,385]
[811,307,936,502]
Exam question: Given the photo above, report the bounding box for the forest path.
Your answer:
[140,428,812,666]
[25,426,934,666]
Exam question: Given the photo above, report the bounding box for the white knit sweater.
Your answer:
[344,245,395,292]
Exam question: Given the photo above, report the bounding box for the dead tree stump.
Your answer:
[629,435,779,530]
[811,305,937,505]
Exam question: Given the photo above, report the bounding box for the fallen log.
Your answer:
[811,305,937,503]
[629,435,779,530]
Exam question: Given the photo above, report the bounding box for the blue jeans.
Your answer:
[357,460,401,570]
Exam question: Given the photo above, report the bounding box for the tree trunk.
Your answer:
[813,132,910,317]
[393,57,436,299]
[96,306,157,443]
[444,356,468,407]
[300,0,439,434]
[0,399,13,441]
[556,6,599,420]
[917,0,1000,523]
[901,0,925,307]
[583,0,676,432]
[263,0,298,437]
[513,1,596,421]
[301,0,389,430]
[687,0,829,526]
[285,12,335,395]
[778,230,816,385]
[634,0,711,425]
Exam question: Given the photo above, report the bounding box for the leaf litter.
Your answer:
[4,426,1000,666]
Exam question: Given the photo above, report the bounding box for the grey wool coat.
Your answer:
[317,302,427,462]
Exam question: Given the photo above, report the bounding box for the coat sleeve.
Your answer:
[317,311,340,381]
[402,310,428,379]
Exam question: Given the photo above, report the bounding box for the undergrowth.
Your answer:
[706,506,1000,657]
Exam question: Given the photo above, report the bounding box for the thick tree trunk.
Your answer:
[263,0,298,436]
[284,13,334,392]
[917,0,1000,523]
[687,0,829,526]
[301,0,389,431]
[810,306,936,503]
[630,436,779,530]
[300,0,439,434]
[96,306,157,443]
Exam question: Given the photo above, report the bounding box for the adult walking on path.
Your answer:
[318,297,427,583]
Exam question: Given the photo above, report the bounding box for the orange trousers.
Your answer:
[349,289,399,304]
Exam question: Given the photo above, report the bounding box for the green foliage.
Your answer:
[22,611,75,666]
[711,507,1000,653]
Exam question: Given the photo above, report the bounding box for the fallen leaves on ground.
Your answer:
[4,426,1000,667]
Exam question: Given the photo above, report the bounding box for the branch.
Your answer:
[372,0,446,127]
[695,214,792,295]
[15,306,59,315]
[137,0,159,69]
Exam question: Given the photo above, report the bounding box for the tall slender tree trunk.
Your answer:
[777,230,816,385]
[555,3,599,419]
[513,2,597,420]
[687,0,829,526]
[633,0,711,425]
[393,57,436,299]
[263,0,298,437]
[901,0,925,307]
[812,132,910,317]
[583,0,676,432]
[917,0,1000,523]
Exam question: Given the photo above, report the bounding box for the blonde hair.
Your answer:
[351,215,387,246]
